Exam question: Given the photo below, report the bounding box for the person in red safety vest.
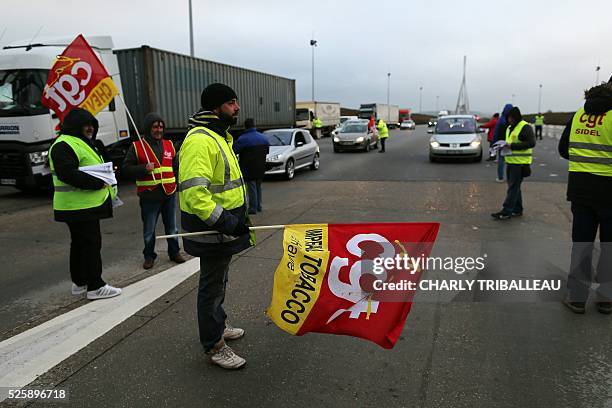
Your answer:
[121,113,186,269]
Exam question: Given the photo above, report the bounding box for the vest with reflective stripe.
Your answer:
[505,120,533,164]
[133,139,176,195]
[178,126,246,235]
[48,135,115,211]
[313,118,322,128]
[535,115,544,126]
[377,120,389,139]
[568,108,612,177]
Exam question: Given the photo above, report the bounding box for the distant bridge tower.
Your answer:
[455,56,470,114]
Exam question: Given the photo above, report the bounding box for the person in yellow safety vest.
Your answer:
[121,112,186,270]
[558,75,612,315]
[377,119,389,153]
[178,83,251,369]
[491,107,535,220]
[534,113,545,140]
[48,108,122,300]
[312,116,323,139]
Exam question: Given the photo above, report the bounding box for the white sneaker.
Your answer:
[87,284,122,300]
[495,178,504,183]
[210,344,246,369]
[71,284,87,295]
[223,323,245,340]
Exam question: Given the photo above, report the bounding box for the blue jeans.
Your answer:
[140,195,180,260]
[497,151,505,180]
[502,164,523,215]
[247,179,262,213]
[198,255,232,351]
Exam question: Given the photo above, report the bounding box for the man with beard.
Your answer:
[178,83,251,369]
[559,76,612,315]
[122,112,186,269]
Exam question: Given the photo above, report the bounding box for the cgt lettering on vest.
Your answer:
[579,112,606,129]
[280,253,324,325]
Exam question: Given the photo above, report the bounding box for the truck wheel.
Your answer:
[310,153,320,170]
[285,159,295,180]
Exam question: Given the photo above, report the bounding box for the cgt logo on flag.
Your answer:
[267,222,440,349]
[42,34,119,121]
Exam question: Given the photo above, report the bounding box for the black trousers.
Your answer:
[535,125,543,140]
[567,202,612,302]
[379,138,386,152]
[198,255,233,351]
[66,220,106,291]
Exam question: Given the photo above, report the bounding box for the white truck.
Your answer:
[358,103,400,128]
[0,36,130,190]
[0,35,296,190]
[296,101,341,137]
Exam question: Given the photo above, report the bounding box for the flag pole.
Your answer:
[156,225,286,240]
[117,93,156,181]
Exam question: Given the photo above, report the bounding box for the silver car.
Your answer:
[332,120,378,152]
[264,129,320,179]
[428,115,483,162]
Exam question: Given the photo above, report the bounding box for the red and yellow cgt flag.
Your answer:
[267,223,440,349]
[42,34,119,122]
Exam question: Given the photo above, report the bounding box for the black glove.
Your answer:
[232,222,250,236]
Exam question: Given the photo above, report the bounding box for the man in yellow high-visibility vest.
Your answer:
[534,113,545,140]
[558,75,612,315]
[179,83,251,369]
[491,107,536,220]
[48,108,122,300]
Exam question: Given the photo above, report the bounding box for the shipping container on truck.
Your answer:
[295,101,340,137]
[358,103,400,128]
[115,46,296,137]
[0,36,295,191]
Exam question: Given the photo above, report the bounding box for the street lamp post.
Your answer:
[188,0,194,57]
[419,86,423,113]
[512,93,516,105]
[387,72,391,122]
[596,65,601,85]
[310,39,317,101]
[436,95,439,112]
[538,84,543,113]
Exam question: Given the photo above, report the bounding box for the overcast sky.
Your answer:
[4,0,611,114]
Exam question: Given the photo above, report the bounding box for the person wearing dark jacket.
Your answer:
[48,108,122,300]
[492,104,513,181]
[122,113,186,269]
[491,107,536,220]
[558,77,612,315]
[233,118,269,214]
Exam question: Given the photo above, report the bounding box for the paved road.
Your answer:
[2,126,610,408]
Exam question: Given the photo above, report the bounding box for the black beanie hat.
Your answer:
[201,83,238,110]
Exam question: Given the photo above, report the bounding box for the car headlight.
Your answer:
[29,150,49,165]
[333,137,340,143]
[470,139,481,148]
[430,141,440,148]
[267,154,282,162]
[355,136,364,143]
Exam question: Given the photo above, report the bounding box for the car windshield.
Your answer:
[265,131,293,146]
[435,117,476,134]
[340,124,367,133]
[0,69,49,117]
[296,109,310,121]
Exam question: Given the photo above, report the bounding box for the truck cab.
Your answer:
[0,36,129,190]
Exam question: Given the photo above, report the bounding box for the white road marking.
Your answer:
[550,174,559,177]
[0,258,200,400]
